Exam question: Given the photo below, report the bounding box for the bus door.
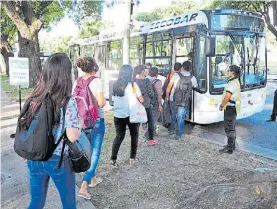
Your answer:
[174,33,195,121]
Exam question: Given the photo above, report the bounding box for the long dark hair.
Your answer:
[77,57,99,73]
[113,65,133,97]
[29,53,72,122]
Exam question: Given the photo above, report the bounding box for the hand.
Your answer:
[158,104,162,112]
[219,105,223,111]
[165,97,169,102]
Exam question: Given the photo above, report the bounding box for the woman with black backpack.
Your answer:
[110,65,144,166]
[23,53,80,208]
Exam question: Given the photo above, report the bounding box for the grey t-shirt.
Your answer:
[169,71,198,101]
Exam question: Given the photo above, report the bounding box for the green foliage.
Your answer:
[0,6,17,46]
[65,0,103,25]
[79,21,102,39]
[36,2,65,31]
[135,12,161,22]
[40,36,73,53]
[135,0,196,22]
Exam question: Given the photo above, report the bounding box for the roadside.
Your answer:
[1,74,33,103]
[0,87,96,209]
[78,113,277,209]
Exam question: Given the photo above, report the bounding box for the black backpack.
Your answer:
[14,96,63,161]
[151,79,160,107]
[173,72,192,107]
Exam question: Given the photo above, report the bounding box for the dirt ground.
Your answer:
[77,111,277,209]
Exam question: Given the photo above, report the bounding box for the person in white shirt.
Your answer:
[110,65,144,166]
[165,61,198,140]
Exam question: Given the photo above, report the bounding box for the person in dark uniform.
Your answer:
[267,89,277,122]
[219,65,241,154]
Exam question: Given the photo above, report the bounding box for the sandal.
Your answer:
[78,193,92,200]
[89,177,103,188]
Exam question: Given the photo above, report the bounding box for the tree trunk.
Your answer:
[18,31,41,87]
[0,51,7,75]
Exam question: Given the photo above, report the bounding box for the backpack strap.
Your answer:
[84,76,97,86]
[152,78,160,85]
[57,104,68,169]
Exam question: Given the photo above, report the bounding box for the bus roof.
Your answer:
[69,9,264,47]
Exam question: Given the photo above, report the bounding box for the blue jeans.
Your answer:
[27,155,76,209]
[168,101,178,133]
[176,106,188,137]
[83,118,105,183]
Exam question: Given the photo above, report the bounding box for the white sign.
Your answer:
[140,11,209,34]
[9,57,29,87]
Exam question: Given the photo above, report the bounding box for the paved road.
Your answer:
[190,81,277,160]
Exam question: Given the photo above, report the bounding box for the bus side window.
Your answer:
[195,36,206,91]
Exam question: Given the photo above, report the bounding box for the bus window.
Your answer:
[145,33,172,75]
[211,35,242,92]
[130,37,143,67]
[245,35,266,87]
[107,40,122,70]
[176,36,193,63]
[195,36,206,91]
[83,45,94,57]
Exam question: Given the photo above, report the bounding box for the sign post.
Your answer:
[9,57,29,138]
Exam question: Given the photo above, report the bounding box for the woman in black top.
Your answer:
[133,65,158,146]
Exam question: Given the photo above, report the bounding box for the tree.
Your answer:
[0,6,17,76]
[2,0,104,87]
[135,0,196,22]
[39,35,73,53]
[205,0,277,40]
[135,12,161,22]
[1,1,66,87]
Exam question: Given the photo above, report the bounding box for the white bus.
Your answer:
[69,9,267,124]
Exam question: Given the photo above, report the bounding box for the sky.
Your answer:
[40,0,172,37]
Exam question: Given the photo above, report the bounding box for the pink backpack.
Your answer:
[73,76,98,129]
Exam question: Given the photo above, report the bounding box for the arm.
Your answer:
[219,93,232,111]
[137,95,144,104]
[66,128,80,143]
[134,82,144,104]
[165,82,174,101]
[96,92,105,108]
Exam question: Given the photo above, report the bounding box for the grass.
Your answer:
[1,73,34,102]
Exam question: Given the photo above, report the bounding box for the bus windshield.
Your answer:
[211,33,266,92]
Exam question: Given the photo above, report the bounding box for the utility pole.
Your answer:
[122,0,131,64]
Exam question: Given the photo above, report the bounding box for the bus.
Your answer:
[69,9,267,124]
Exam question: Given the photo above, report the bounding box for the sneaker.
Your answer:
[110,160,119,168]
[147,139,158,146]
[129,158,139,165]
[219,146,233,154]
[174,136,181,140]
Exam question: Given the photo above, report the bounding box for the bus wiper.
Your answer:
[227,32,244,61]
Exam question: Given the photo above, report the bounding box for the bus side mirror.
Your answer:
[205,37,215,57]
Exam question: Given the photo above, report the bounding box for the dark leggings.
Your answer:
[111,117,140,161]
[145,107,154,140]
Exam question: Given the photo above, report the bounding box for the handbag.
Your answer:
[58,105,92,173]
[129,83,148,123]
